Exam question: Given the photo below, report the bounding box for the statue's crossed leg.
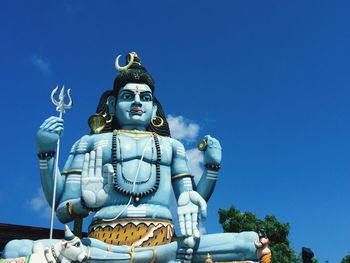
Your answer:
[3,229,269,263]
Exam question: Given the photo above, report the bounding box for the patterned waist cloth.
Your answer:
[88,218,174,247]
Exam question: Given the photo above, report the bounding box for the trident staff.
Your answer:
[49,86,73,239]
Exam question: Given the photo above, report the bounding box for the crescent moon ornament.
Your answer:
[115,53,135,71]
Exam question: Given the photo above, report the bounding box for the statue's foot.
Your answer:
[176,237,194,263]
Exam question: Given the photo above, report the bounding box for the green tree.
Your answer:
[218,206,318,263]
[341,254,350,263]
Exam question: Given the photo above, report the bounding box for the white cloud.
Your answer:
[31,55,52,76]
[29,188,51,219]
[167,115,200,142]
[167,114,204,180]
[186,148,204,182]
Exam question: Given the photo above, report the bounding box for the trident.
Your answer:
[49,86,73,239]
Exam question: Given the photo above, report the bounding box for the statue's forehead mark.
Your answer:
[121,83,151,94]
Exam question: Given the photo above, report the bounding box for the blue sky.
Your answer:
[0,1,349,262]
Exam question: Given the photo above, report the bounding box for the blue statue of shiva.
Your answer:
[3,52,271,263]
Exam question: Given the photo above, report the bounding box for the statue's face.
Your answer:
[114,83,156,129]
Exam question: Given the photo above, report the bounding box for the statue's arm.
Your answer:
[36,116,91,223]
[196,135,222,201]
[171,139,207,239]
[36,116,66,207]
[170,139,194,198]
[55,135,92,223]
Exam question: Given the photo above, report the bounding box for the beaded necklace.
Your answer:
[118,134,154,185]
[112,130,161,202]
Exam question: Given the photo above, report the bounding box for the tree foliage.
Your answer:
[218,206,319,263]
[341,255,350,263]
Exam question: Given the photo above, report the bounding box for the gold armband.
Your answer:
[171,173,193,180]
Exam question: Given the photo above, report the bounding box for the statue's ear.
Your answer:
[152,103,158,118]
[106,96,116,115]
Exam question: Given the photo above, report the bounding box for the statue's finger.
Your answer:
[89,150,96,177]
[206,136,215,147]
[95,147,103,178]
[195,197,207,220]
[178,213,186,236]
[185,213,192,236]
[200,206,207,220]
[204,134,212,141]
[49,126,64,134]
[47,121,63,131]
[55,128,64,138]
[103,164,114,176]
[103,164,113,192]
[40,116,59,129]
[82,153,90,179]
[192,213,200,238]
[211,138,222,149]
[48,125,64,135]
[41,116,63,130]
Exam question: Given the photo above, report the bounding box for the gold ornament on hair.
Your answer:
[151,116,164,127]
[115,52,139,72]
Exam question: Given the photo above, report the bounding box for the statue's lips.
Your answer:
[129,108,144,115]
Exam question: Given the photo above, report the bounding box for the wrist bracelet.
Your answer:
[205,163,221,171]
[37,151,55,160]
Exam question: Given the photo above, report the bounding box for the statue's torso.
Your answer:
[65,130,178,222]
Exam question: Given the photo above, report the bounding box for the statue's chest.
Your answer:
[90,133,172,165]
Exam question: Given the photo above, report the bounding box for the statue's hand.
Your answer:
[36,116,64,152]
[81,147,112,208]
[203,135,222,165]
[177,191,207,239]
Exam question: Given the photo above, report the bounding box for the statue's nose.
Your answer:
[133,94,142,105]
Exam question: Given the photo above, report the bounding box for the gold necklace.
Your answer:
[117,129,153,140]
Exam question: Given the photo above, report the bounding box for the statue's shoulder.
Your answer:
[89,132,112,149]
[165,137,185,152]
[69,134,94,154]
[89,132,112,141]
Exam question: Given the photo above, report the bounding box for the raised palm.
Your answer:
[177,191,207,239]
[81,147,113,208]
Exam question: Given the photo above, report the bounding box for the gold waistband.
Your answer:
[88,218,174,247]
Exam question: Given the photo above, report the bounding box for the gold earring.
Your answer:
[151,116,164,127]
[102,112,113,124]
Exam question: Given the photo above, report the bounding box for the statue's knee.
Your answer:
[3,239,34,258]
[232,231,259,250]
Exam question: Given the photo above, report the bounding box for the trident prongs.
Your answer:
[51,85,73,114]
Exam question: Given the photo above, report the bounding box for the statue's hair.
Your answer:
[113,63,155,94]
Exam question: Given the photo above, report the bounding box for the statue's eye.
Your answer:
[122,93,133,100]
[141,94,152,102]
[74,242,80,247]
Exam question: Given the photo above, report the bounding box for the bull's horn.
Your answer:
[64,224,75,241]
